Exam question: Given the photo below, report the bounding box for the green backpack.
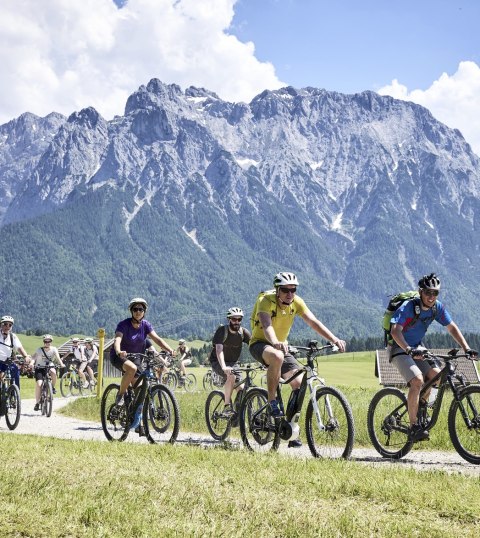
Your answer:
[382,291,421,346]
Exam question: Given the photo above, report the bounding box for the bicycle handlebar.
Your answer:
[288,342,338,355]
[421,349,478,362]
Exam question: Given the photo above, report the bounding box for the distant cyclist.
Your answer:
[63,338,89,389]
[110,298,175,432]
[209,307,251,417]
[0,315,31,388]
[390,273,478,442]
[249,272,346,448]
[83,338,98,385]
[176,339,192,379]
[30,335,65,410]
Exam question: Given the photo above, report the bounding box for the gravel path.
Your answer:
[2,397,479,477]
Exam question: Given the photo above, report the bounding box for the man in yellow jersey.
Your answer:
[249,272,346,446]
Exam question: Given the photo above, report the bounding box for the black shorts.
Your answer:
[34,367,49,381]
[110,353,144,377]
[210,360,241,385]
[249,342,301,376]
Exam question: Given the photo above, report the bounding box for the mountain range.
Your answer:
[1,79,479,341]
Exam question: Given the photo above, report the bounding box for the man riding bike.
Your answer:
[390,273,478,442]
[249,272,346,448]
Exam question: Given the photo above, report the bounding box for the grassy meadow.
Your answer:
[5,344,480,536]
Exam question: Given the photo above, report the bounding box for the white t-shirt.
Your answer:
[84,345,98,362]
[71,345,86,362]
[0,332,22,362]
[31,346,61,368]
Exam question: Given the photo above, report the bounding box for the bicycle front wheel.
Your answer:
[42,382,53,417]
[239,387,280,452]
[100,383,129,442]
[448,385,480,464]
[183,373,197,392]
[144,384,180,444]
[5,385,21,430]
[305,386,355,459]
[162,372,177,390]
[203,372,212,391]
[205,390,232,441]
[60,372,72,397]
[367,387,413,459]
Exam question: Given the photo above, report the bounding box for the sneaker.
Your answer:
[52,388,57,394]
[130,408,143,430]
[83,382,89,389]
[34,403,40,411]
[288,439,303,448]
[222,404,235,418]
[409,424,429,442]
[135,425,145,437]
[269,400,284,418]
[115,394,125,407]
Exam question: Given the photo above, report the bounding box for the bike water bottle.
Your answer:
[428,387,438,405]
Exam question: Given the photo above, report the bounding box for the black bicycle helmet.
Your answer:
[418,273,441,291]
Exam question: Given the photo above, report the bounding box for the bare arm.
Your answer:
[148,330,174,355]
[446,321,470,351]
[300,308,346,352]
[258,311,287,353]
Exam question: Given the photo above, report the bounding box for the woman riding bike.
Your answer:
[109,298,175,433]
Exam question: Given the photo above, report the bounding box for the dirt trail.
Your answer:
[2,397,479,477]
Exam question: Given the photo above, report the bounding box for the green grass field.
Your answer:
[4,346,480,536]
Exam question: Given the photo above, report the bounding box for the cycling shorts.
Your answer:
[249,342,300,376]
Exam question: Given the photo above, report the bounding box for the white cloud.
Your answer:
[0,0,284,124]
[378,61,480,157]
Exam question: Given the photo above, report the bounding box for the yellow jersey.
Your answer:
[249,291,308,346]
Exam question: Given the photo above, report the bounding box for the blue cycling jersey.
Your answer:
[390,299,452,347]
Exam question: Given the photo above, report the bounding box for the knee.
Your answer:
[409,376,423,390]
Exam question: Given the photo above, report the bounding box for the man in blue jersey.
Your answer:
[390,273,477,442]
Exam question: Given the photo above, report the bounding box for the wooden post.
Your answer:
[96,328,105,398]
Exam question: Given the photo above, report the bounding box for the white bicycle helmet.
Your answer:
[178,339,186,345]
[43,334,53,341]
[1,315,14,325]
[84,337,93,343]
[227,307,244,318]
[129,297,148,312]
[418,273,441,291]
[273,272,299,287]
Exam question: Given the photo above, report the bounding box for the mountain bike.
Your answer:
[162,361,197,392]
[367,348,480,463]
[203,368,225,391]
[0,358,21,430]
[36,361,55,417]
[239,341,355,458]
[101,352,180,444]
[60,362,86,397]
[205,364,264,441]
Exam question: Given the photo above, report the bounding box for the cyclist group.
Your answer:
[1,270,478,448]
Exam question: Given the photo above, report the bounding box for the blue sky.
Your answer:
[1,0,479,153]
[231,0,479,94]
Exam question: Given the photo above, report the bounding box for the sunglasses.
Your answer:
[132,307,145,312]
[1,322,13,327]
[279,286,297,294]
[230,317,243,322]
[423,290,439,297]
[44,340,52,344]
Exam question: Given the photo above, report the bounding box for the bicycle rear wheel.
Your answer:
[203,371,212,391]
[100,383,129,441]
[42,382,53,417]
[5,385,21,430]
[239,387,280,452]
[183,373,197,392]
[60,372,72,397]
[205,390,232,441]
[367,387,413,459]
[305,386,354,459]
[448,385,480,464]
[144,384,180,444]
